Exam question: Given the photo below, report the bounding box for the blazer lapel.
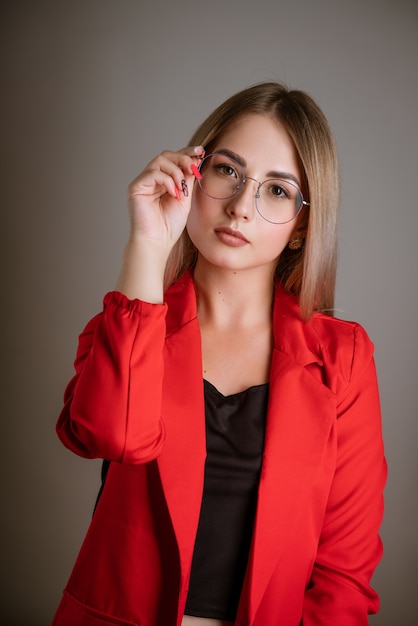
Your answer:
[156,274,207,602]
[238,287,337,622]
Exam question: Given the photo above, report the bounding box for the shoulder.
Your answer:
[311,313,375,392]
[311,310,373,355]
[273,285,375,396]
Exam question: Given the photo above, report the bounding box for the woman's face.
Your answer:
[186,113,304,276]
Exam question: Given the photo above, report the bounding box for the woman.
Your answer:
[52,82,386,626]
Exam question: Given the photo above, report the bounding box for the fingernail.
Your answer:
[181,179,189,197]
[175,187,181,201]
[191,164,202,179]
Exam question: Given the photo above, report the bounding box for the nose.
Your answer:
[225,178,258,221]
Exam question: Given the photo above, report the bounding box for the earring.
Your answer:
[288,237,303,250]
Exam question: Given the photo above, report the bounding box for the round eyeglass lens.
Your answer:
[198,153,305,224]
[198,153,244,199]
[255,178,304,224]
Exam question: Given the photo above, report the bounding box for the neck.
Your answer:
[193,257,275,330]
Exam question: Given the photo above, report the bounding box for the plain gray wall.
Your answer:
[2,1,417,624]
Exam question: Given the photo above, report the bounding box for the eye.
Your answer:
[268,182,289,199]
[215,162,239,179]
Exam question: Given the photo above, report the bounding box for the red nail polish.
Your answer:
[191,164,202,179]
[175,187,181,200]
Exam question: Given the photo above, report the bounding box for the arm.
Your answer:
[116,145,204,303]
[56,145,204,463]
[56,293,168,463]
[303,326,387,624]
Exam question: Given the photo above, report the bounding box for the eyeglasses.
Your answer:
[198,153,309,224]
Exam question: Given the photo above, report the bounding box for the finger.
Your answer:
[129,168,181,201]
[178,145,206,175]
[177,144,205,159]
[150,150,204,191]
[130,146,205,203]
[156,146,204,167]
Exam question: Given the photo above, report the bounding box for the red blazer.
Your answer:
[52,272,386,626]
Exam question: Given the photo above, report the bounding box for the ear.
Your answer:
[290,209,308,240]
[287,209,309,250]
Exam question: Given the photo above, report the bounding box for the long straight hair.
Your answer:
[164,82,339,320]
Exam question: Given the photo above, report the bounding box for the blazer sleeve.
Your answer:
[56,291,167,464]
[302,324,387,625]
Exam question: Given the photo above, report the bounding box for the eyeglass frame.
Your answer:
[197,152,310,225]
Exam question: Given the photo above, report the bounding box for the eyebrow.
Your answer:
[215,148,302,187]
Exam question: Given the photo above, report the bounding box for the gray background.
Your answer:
[2,1,417,624]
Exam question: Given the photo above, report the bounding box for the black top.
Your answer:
[184,379,269,620]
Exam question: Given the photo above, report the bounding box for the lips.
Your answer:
[214,226,250,246]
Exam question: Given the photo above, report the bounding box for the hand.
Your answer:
[115,145,204,302]
[127,145,204,253]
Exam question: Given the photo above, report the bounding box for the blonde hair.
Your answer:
[164,82,339,320]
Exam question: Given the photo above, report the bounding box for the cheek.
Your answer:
[261,223,294,256]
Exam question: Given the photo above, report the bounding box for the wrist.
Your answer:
[116,237,170,303]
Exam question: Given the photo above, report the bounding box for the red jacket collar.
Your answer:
[165,270,324,368]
